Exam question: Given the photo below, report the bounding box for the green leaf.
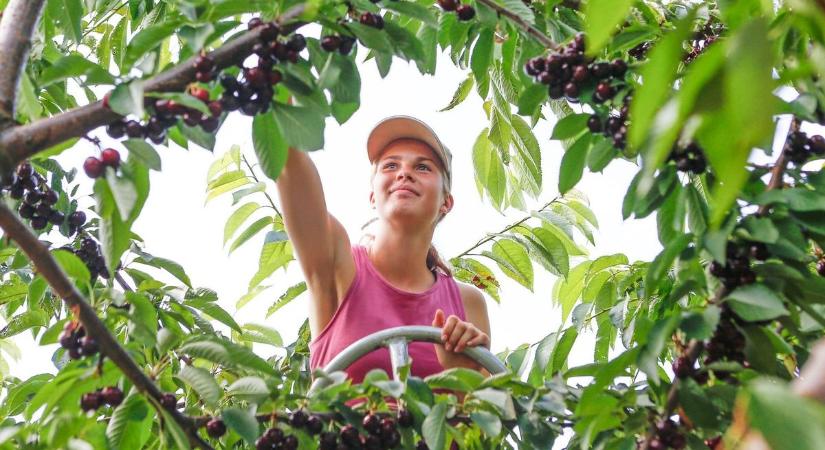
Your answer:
[472,129,506,209]
[500,0,535,25]
[422,403,448,450]
[252,111,289,181]
[221,408,259,445]
[106,391,152,450]
[550,327,578,374]
[584,0,634,55]
[470,29,494,83]
[0,310,48,339]
[677,378,719,428]
[348,22,394,53]
[224,202,261,245]
[517,84,547,117]
[470,411,501,438]
[558,133,591,194]
[266,282,307,317]
[176,366,221,408]
[272,104,326,151]
[54,0,83,43]
[133,254,191,288]
[241,323,283,347]
[637,315,680,384]
[124,21,180,69]
[184,298,242,333]
[425,368,485,391]
[248,238,293,289]
[109,80,145,117]
[229,217,272,254]
[40,54,115,86]
[747,380,825,450]
[383,1,438,27]
[644,233,692,295]
[725,284,788,322]
[122,139,161,171]
[551,113,590,140]
[489,238,534,290]
[52,249,91,285]
[440,75,474,112]
[227,376,269,404]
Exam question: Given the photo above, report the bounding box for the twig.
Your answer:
[241,154,282,216]
[0,0,47,123]
[454,196,560,258]
[0,4,309,170]
[474,0,557,49]
[0,203,213,450]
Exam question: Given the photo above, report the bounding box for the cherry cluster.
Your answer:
[702,306,747,378]
[72,237,111,281]
[816,258,825,277]
[437,0,476,21]
[216,19,307,117]
[786,130,825,165]
[256,427,298,450]
[83,148,120,178]
[709,241,767,290]
[2,162,81,231]
[59,321,98,360]
[81,386,124,412]
[524,34,627,104]
[320,34,357,54]
[646,418,686,450]
[667,142,707,174]
[106,85,222,145]
[586,95,632,150]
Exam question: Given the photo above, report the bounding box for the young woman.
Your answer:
[275,115,491,386]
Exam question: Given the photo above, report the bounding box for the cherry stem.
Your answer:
[474,0,557,49]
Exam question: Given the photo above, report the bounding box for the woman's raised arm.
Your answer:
[275,147,354,338]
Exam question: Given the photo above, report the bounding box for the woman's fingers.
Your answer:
[440,315,459,344]
[454,331,474,353]
[445,320,467,351]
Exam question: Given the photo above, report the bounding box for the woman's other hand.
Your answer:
[431,308,490,370]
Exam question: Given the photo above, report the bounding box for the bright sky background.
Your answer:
[7,42,664,415]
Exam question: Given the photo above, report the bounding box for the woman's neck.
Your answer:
[367,224,436,291]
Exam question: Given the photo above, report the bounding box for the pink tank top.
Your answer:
[309,244,467,384]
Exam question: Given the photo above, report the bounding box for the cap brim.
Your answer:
[367,116,447,169]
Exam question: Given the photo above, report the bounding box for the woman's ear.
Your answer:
[441,193,454,215]
[369,191,375,209]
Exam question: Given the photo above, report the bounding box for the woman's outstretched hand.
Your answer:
[431,308,490,371]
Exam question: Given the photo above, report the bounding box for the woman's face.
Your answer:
[370,139,453,227]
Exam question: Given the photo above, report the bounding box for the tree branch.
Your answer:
[454,196,561,259]
[474,0,557,49]
[0,0,47,124]
[0,203,213,450]
[0,4,308,172]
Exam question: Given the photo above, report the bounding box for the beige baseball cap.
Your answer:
[366,116,452,189]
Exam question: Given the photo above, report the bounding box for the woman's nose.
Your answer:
[396,166,413,180]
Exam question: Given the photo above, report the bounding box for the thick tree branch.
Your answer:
[0,4,308,172]
[0,203,213,450]
[475,0,557,49]
[0,0,46,124]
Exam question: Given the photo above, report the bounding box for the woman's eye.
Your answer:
[383,162,397,169]
[417,164,431,171]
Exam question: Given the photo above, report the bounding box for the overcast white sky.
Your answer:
[7,45,664,399]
